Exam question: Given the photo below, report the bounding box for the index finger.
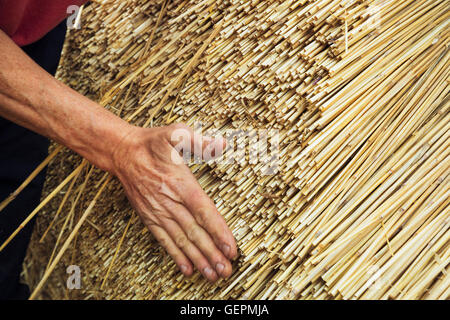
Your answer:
[175,171,237,260]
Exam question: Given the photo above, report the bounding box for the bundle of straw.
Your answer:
[7,0,448,299]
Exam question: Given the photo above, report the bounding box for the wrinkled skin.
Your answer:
[111,123,237,281]
[0,30,236,282]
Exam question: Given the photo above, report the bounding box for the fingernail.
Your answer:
[216,263,225,275]
[221,244,231,256]
[203,267,214,278]
[180,265,188,274]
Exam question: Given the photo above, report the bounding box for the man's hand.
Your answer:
[0,30,237,281]
[111,124,237,281]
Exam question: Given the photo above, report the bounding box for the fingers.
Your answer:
[179,182,238,260]
[148,224,193,277]
[159,217,220,282]
[161,200,233,278]
[164,123,237,260]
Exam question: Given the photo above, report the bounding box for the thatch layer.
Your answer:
[20,0,449,299]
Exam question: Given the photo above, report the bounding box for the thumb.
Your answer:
[167,123,226,162]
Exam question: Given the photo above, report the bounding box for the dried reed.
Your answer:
[5,0,448,300]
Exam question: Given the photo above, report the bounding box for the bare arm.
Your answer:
[0,29,237,281]
[0,30,130,171]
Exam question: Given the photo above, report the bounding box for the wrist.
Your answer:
[55,95,135,174]
[84,118,135,174]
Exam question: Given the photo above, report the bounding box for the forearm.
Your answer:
[0,30,237,281]
[0,29,130,172]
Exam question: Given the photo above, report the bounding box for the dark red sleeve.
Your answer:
[0,0,88,46]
